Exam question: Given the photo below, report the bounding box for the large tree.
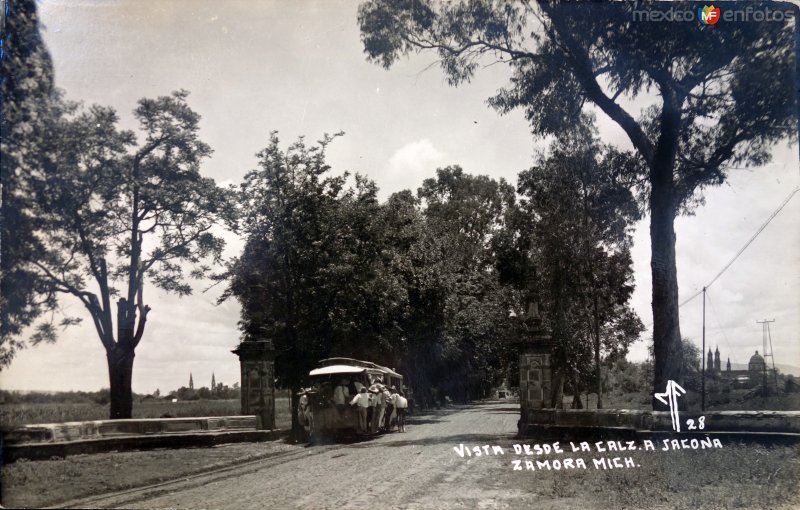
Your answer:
[358,1,796,407]
[416,166,519,402]
[223,133,408,435]
[0,0,57,366]
[504,122,643,407]
[23,91,228,418]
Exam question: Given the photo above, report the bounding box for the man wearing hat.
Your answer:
[297,388,311,433]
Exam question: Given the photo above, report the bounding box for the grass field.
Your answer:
[706,391,800,411]
[0,397,293,431]
[501,440,800,509]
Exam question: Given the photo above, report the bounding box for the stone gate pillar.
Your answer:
[232,340,275,430]
[517,263,554,435]
[519,326,554,416]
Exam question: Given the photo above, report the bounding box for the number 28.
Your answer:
[686,416,706,430]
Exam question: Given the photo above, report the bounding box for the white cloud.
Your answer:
[377,139,447,200]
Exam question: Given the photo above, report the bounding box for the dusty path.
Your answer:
[74,401,521,509]
[67,401,800,510]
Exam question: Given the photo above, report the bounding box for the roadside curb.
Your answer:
[2,429,286,463]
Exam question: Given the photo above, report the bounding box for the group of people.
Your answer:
[297,375,409,437]
[336,377,408,434]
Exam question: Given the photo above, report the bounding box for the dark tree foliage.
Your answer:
[414,166,519,403]
[498,122,643,408]
[358,0,796,407]
[375,189,452,407]
[222,133,409,434]
[0,0,57,367]
[647,337,703,394]
[224,135,523,418]
[226,130,642,414]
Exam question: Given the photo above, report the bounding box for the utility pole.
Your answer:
[594,290,602,410]
[701,287,706,412]
[757,319,776,394]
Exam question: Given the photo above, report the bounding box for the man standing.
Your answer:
[370,379,385,434]
[297,388,309,430]
[350,387,370,433]
[384,386,397,431]
[395,391,408,432]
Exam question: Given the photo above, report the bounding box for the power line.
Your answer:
[679,289,703,309]
[643,185,800,331]
[705,185,799,290]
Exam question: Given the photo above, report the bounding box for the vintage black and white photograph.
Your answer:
[1,1,799,508]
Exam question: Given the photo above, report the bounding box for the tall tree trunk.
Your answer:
[593,291,602,409]
[109,297,138,419]
[107,346,135,419]
[649,132,683,410]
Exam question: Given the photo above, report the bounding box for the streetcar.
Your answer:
[301,358,404,439]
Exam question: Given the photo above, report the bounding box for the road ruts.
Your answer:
[70,401,521,509]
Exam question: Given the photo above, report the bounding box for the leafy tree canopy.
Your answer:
[0,0,57,366]
[358,0,796,406]
[19,90,229,418]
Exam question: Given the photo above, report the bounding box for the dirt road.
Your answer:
[74,401,522,509]
[69,401,800,510]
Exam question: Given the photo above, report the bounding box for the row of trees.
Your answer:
[2,0,795,420]
[220,125,645,433]
[170,382,240,401]
[0,383,241,405]
[0,389,114,405]
[219,132,516,421]
[357,0,796,409]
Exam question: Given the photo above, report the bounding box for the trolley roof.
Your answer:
[311,357,402,378]
[309,364,367,376]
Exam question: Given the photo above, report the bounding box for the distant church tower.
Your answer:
[211,372,216,390]
[707,349,714,373]
[726,357,731,372]
[189,372,194,389]
[714,347,721,373]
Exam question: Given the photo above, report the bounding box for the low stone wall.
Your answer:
[2,429,283,463]
[3,416,257,445]
[519,409,800,438]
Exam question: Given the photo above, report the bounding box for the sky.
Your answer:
[1,0,798,394]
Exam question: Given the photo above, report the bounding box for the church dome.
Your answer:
[749,350,765,371]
